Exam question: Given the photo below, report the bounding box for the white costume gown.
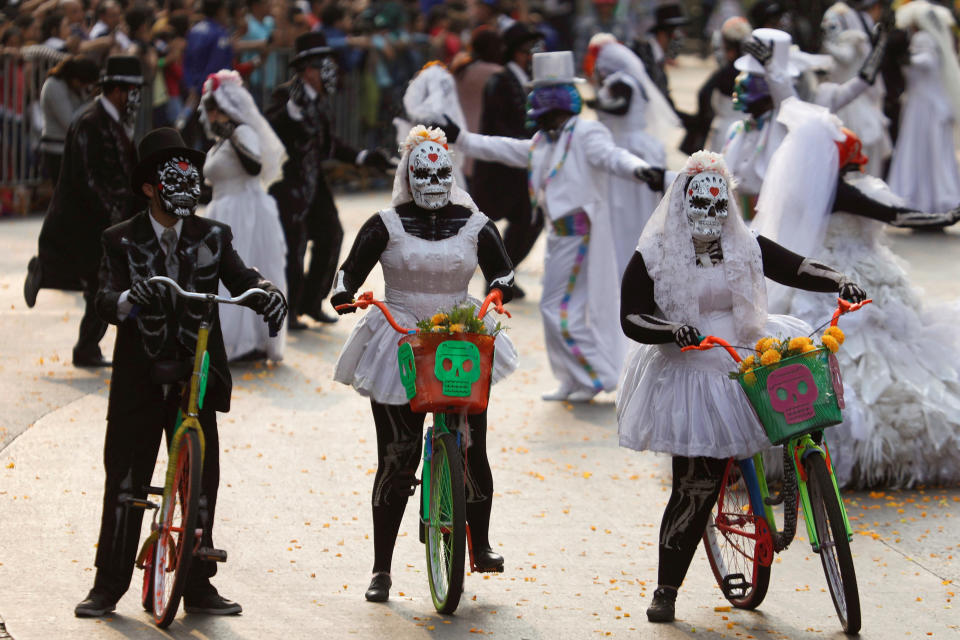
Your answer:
[333,208,518,405]
[618,265,810,459]
[596,70,667,278]
[887,30,960,212]
[201,124,288,361]
[457,117,647,393]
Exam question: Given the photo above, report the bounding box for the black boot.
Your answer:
[364,572,391,602]
[646,586,678,623]
[472,547,504,572]
[75,587,119,618]
[466,498,504,572]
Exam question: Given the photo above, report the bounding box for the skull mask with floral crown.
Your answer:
[407,140,453,210]
[156,156,202,218]
[685,171,729,241]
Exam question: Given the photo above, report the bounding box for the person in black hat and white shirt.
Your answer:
[471,21,544,297]
[74,127,286,618]
[266,32,391,330]
[631,2,689,109]
[24,55,144,368]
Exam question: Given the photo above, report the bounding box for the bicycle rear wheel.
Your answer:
[702,458,773,609]
[152,429,202,628]
[425,431,466,614]
[805,451,861,634]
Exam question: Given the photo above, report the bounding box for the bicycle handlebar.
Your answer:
[681,297,872,363]
[334,288,511,336]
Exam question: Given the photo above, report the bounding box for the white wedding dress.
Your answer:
[202,124,288,361]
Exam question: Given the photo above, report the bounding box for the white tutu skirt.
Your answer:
[202,184,288,361]
[617,313,811,460]
[775,212,960,487]
[334,296,519,406]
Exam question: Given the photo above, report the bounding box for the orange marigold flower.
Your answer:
[824,325,845,345]
[430,312,448,325]
[821,334,840,353]
[755,337,779,353]
[802,343,818,353]
[788,336,813,351]
[739,354,757,374]
[760,349,782,366]
[448,323,466,333]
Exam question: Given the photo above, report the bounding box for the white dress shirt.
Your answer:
[116,216,183,320]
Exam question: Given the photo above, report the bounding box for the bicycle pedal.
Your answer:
[120,496,158,510]
[470,564,505,574]
[721,573,751,599]
[195,547,228,563]
[145,485,165,496]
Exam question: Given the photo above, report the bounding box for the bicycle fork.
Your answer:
[791,435,854,552]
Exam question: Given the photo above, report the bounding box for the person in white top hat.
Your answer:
[721,28,799,218]
[435,50,662,402]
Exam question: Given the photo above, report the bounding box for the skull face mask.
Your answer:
[124,86,142,126]
[156,156,201,218]
[685,171,729,241]
[308,56,339,95]
[407,140,453,210]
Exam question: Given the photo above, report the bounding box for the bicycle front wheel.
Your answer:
[152,429,202,628]
[425,431,466,614]
[702,458,772,609]
[805,451,861,634]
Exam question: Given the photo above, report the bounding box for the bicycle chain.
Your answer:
[773,445,799,552]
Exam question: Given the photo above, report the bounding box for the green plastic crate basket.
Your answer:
[737,347,844,445]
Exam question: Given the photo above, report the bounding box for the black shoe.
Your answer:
[304,307,339,324]
[364,573,391,602]
[646,586,677,623]
[24,256,41,308]
[288,316,309,331]
[73,352,111,368]
[183,587,242,615]
[75,588,118,618]
[472,547,504,573]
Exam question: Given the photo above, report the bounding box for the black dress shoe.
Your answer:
[304,307,339,324]
[646,586,677,623]
[364,573,391,602]
[183,587,242,615]
[73,353,112,368]
[75,588,118,618]
[473,547,504,573]
[288,316,309,331]
[24,256,42,308]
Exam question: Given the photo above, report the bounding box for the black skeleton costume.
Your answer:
[614,151,865,623]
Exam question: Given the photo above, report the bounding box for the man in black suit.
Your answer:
[266,32,390,330]
[24,56,143,367]
[74,128,287,618]
[632,3,689,110]
[472,22,543,297]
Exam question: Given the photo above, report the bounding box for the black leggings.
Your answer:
[369,401,494,574]
[657,455,727,589]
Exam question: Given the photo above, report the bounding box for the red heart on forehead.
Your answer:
[688,189,693,195]
[177,161,190,171]
[709,187,720,196]
[428,153,439,163]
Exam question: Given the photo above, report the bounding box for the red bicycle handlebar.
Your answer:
[681,297,872,363]
[333,289,511,336]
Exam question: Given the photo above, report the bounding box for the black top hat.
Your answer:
[748,0,784,27]
[99,55,145,86]
[648,3,690,33]
[503,22,543,59]
[289,32,335,67]
[132,127,206,192]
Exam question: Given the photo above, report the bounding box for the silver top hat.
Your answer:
[529,51,586,88]
[734,28,801,78]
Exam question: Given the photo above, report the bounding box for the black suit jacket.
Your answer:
[39,99,137,282]
[471,68,531,221]
[265,80,358,225]
[96,212,274,418]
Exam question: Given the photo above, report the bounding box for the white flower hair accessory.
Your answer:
[682,150,735,186]
[402,125,449,154]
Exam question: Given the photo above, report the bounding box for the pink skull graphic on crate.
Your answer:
[766,364,818,424]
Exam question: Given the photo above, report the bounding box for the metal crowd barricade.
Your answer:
[1,52,56,189]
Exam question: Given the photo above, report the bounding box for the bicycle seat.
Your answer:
[150,360,192,385]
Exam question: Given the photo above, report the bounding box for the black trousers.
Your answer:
[93,390,220,597]
[500,205,544,276]
[278,204,308,319]
[73,270,108,361]
[369,401,494,574]
[657,455,727,589]
[301,194,343,316]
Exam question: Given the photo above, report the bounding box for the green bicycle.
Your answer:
[336,290,509,614]
[685,298,870,634]
[123,275,274,628]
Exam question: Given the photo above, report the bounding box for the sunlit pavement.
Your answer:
[0,55,957,639]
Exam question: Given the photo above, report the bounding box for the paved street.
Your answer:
[1,56,958,639]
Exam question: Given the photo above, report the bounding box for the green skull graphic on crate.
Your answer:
[398,343,417,399]
[434,341,481,397]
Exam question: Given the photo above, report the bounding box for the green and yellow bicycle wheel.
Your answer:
[425,431,466,614]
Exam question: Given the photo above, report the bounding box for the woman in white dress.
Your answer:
[754,97,960,488]
[887,1,960,213]
[199,70,288,361]
[616,150,867,623]
[585,34,679,279]
[330,126,518,603]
